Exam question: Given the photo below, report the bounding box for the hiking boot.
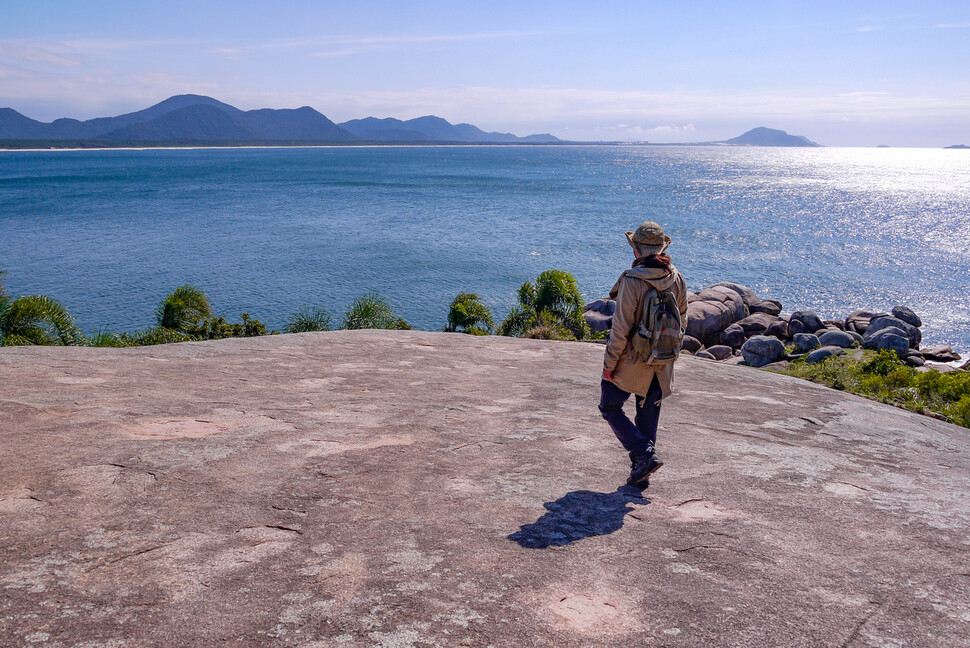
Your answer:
[627,453,663,486]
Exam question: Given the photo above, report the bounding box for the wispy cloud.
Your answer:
[208,47,245,61]
[311,31,543,58]
[856,26,884,32]
[933,22,970,28]
[328,31,544,46]
[201,31,545,60]
[0,43,80,67]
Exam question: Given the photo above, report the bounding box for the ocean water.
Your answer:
[1,145,968,353]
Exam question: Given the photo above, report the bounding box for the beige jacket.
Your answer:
[603,264,689,400]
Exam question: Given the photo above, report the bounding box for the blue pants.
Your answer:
[599,376,662,458]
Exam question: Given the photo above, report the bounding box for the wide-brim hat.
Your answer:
[626,221,671,255]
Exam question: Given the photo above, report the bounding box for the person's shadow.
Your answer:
[508,485,650,548]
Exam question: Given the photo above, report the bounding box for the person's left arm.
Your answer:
[603,275,636,380]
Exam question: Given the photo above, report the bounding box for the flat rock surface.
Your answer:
[1,330,969,648]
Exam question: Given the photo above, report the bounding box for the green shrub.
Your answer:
[183,313,267,339]
[87,328,127,348]
[155,285,212,331]
[861,350,909,377]
[341,293,410,330]
[118,327,199,346]
[285,306,333,333]
[771,349,969,428]
[498,269,588,340]
[444,293,494,335]
[0,271,84,347]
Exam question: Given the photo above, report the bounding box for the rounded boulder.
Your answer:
[764,319,789,340]
[862,328,910,356]
[750,299,783,316]
[681,335,703,354]
[865,316,921,349]
[891,305,922,328]
[790,311,825,335]
[711,282,761,309]
[687,286,748,344]
[720,323,747,348]
[818,330,857,349]
[741,335,786,368]
[706,345,735,361]
[844,310,889,335]
[806,346,845,364]
[793,333,820,353]
[736,312,781,336]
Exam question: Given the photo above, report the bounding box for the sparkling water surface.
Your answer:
[1,146,968,353]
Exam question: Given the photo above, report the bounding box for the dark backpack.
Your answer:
[631,286,683,364]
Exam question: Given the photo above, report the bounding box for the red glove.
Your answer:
[603,368,613,381]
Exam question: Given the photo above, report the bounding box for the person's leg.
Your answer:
[626,375,664,486]
[632,375,663,456]
[599,379,650,456]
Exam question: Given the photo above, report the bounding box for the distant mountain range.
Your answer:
[0,95,560,145]
[0,95,832,149]
[337,115,559,143]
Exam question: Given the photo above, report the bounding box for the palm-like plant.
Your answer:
[444,293,494,335]
[155,285,212,332]
[285,305,333,333]
[341,293,411,330]
[0,271,84,346]
[497,269,588,340]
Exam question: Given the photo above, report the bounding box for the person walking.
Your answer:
[600,221,688,487]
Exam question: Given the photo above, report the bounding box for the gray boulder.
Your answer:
[712,282,761,309]
[681,335,703,354]
[584,298,615,316]
[706,345,735,361]
[845,309,890,335]
[822,319,845,331]
[790,311,824,335]
[741,335,786,368]
[866,316,921,349]
[750,299,783,316]
[583,311,612,334]
[904,353,925,367]
[695,350,717,361]
[793,333,820,353]
[686,292,700,304]
[806,346,845,364]
[736,312,781,336]
[583,299,616,333]
[720,323,747,348]
[862,328,910,356]
[788,318,810,336]
[892,305,922,328]
[846,331,864,345]
[687,286,748,344]
[818,330,857,349]
[764,319,789,340]
[921,346,961,363]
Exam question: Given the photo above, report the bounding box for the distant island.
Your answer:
[944,144,969,149]
[0,94,821,149]
[722,127,820,147]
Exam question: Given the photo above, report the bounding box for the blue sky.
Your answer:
[1,1,968,145]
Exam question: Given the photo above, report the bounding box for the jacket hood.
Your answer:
[624,264,679,290]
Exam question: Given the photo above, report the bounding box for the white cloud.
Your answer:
[208,47,244,61]
[855,26,884,32]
